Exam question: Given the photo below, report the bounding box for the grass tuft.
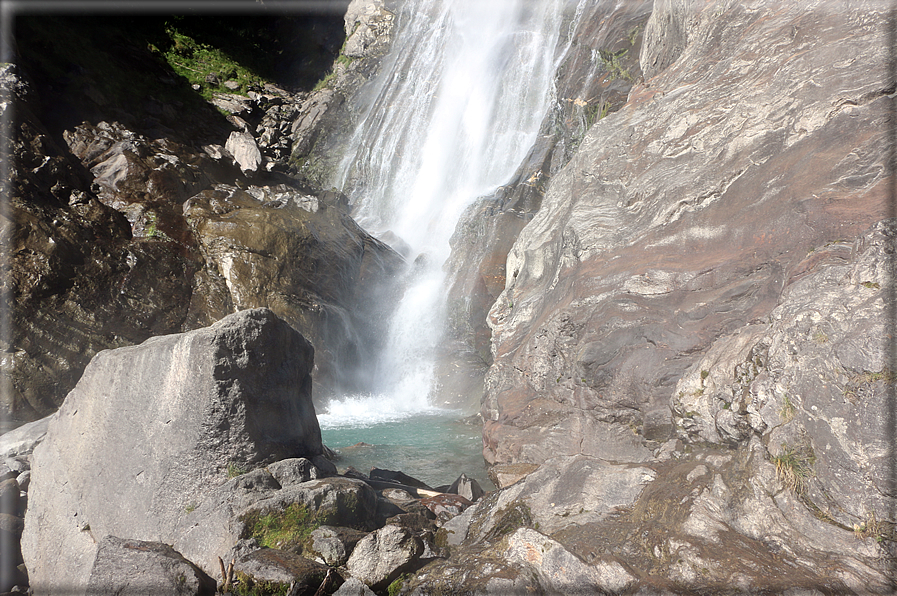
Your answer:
[771,443,815,494]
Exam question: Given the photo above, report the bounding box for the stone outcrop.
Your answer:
[4,63,402,421]
[86,537,216,596]
[444,0,895,592]
[289,0,397,188]
[21,309,321,592]
[484,0,891,471]
[438,0,655,412]
[184,182,401,397]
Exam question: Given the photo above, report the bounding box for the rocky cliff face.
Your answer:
[484,0,892,468]
[438,0,654,411]
[3,7,403,422]
[451,0,894,591]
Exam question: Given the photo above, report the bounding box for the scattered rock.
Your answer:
[0,416,53,460]
[225,130,262,172]
[447,473,484,503]
[266,458,320,487]
[420,494,472,524]
[370,468,432,490]
[308,525,368,566]
[332,577,376,596]
[346,524,423,591]
[233,549,329,595]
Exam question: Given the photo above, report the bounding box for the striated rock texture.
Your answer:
[438,0,654,411]
[4,62,402,420]
[289,0,398,188]
[484,0,892,469]
[21,309,321,593]
[184,183,400,396]
[440,0,897,592]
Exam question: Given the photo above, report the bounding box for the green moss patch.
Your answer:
[241,503,318,551]
[159,24,269,102]
[232,571,292,596]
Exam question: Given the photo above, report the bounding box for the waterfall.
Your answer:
[320,0,582,425]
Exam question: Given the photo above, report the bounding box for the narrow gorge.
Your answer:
[2,0,895,594]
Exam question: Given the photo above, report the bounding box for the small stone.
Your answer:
[447,473,484,502]
[266,458,318,487]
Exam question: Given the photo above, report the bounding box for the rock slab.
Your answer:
[22,308,321,595]
[86,536,216,596]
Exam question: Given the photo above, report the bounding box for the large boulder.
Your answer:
[22,308,321,594]
[183,183,403,400]
[345,524,423,591]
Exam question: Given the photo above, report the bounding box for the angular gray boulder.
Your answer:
[22,308,321,595]
[86,536,216,596]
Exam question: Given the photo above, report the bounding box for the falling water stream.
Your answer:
[318,0,584,487]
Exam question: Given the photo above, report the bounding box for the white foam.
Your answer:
[317,392,445,430]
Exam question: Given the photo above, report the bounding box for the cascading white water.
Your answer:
[319,0,583,426]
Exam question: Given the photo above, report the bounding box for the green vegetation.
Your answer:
[158,25,269,102]
[862,281,880,289]
[779,394,795,422]
[143,212,172,240]
[585,100,611,126]
[771,443,815,494]
[388,573,411,596]
[232,572,291,596]
[598,48,634,82]
[843,368,894,402]
[14,14,344,136]
[860,368,894,383]
[241,502,318,550]
[227,462,248,478]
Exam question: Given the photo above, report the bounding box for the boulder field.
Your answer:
[20,309,487,595]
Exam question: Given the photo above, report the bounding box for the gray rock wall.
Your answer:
[483,0,891,469]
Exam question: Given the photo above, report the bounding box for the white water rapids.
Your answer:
[319,0,585,427]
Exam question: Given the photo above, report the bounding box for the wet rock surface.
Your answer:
[438,0,655,412]
[464,0,896,592]
[484,0,892,470]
